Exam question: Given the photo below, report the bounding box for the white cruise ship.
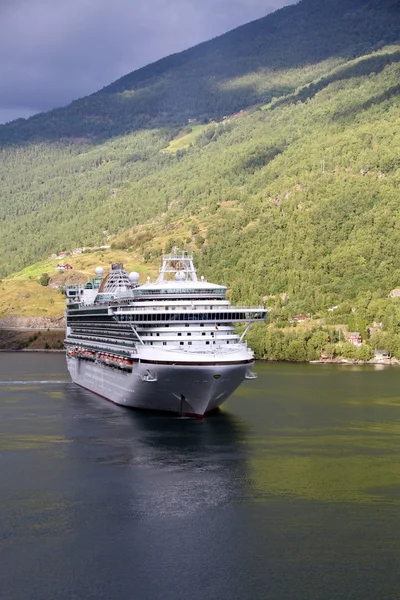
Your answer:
[64,249,266,417]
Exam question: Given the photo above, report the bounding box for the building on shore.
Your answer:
[346,332,362,346]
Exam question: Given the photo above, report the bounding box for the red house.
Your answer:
[346,332,362,346]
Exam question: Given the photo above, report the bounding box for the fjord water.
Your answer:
[1,354,400,600]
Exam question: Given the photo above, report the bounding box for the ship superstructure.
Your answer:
[64,249,266,416]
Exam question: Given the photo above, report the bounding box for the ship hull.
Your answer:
[67,356,252,417]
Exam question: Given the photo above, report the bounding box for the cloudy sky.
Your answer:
[0,0,296,124]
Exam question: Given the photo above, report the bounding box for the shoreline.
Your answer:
[309,360,400,366]
[0,348,65,353]
[0,329,397,365]
[0,348,398,366]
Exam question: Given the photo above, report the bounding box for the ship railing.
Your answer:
[66,339,137,356]
[162,250,193,261]
[115,305,265,312]
[163,342,248,354]
[68,333,136,350]
[64,284,85,290]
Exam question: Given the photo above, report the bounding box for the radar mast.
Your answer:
[157,248,198,283]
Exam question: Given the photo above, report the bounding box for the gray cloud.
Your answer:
[0,0,295,123]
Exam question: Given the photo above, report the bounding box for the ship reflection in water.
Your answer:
[68,385,250,518]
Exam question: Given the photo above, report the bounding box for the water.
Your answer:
[1,354,400,600]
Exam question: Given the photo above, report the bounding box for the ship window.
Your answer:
[187,333,191,336]
[178,333,182,336]
[163,342,167,346]
[180,342,184,346]
[157,333,160,336]
[206,341,210,345]
[202,333,206,336]
[188,342,192,345]
[185,324,189,327]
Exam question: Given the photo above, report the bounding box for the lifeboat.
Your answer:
[97,353,132,371]
[109,355,118,366]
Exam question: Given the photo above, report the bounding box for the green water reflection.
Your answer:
[230,363,400,504]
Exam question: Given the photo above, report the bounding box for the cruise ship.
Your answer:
[64,249,266,416]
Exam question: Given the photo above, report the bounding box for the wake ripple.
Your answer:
[0,380,69,386]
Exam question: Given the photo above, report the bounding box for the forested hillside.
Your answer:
[1,0,400,358]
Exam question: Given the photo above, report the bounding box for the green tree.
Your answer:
[356,344,373,361]
[39,273,50,286]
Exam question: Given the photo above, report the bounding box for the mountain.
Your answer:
[1,0,398,144]
[1,0,400,354]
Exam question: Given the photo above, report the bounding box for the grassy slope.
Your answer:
[1,249,158,319]
[165,125,209,153]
